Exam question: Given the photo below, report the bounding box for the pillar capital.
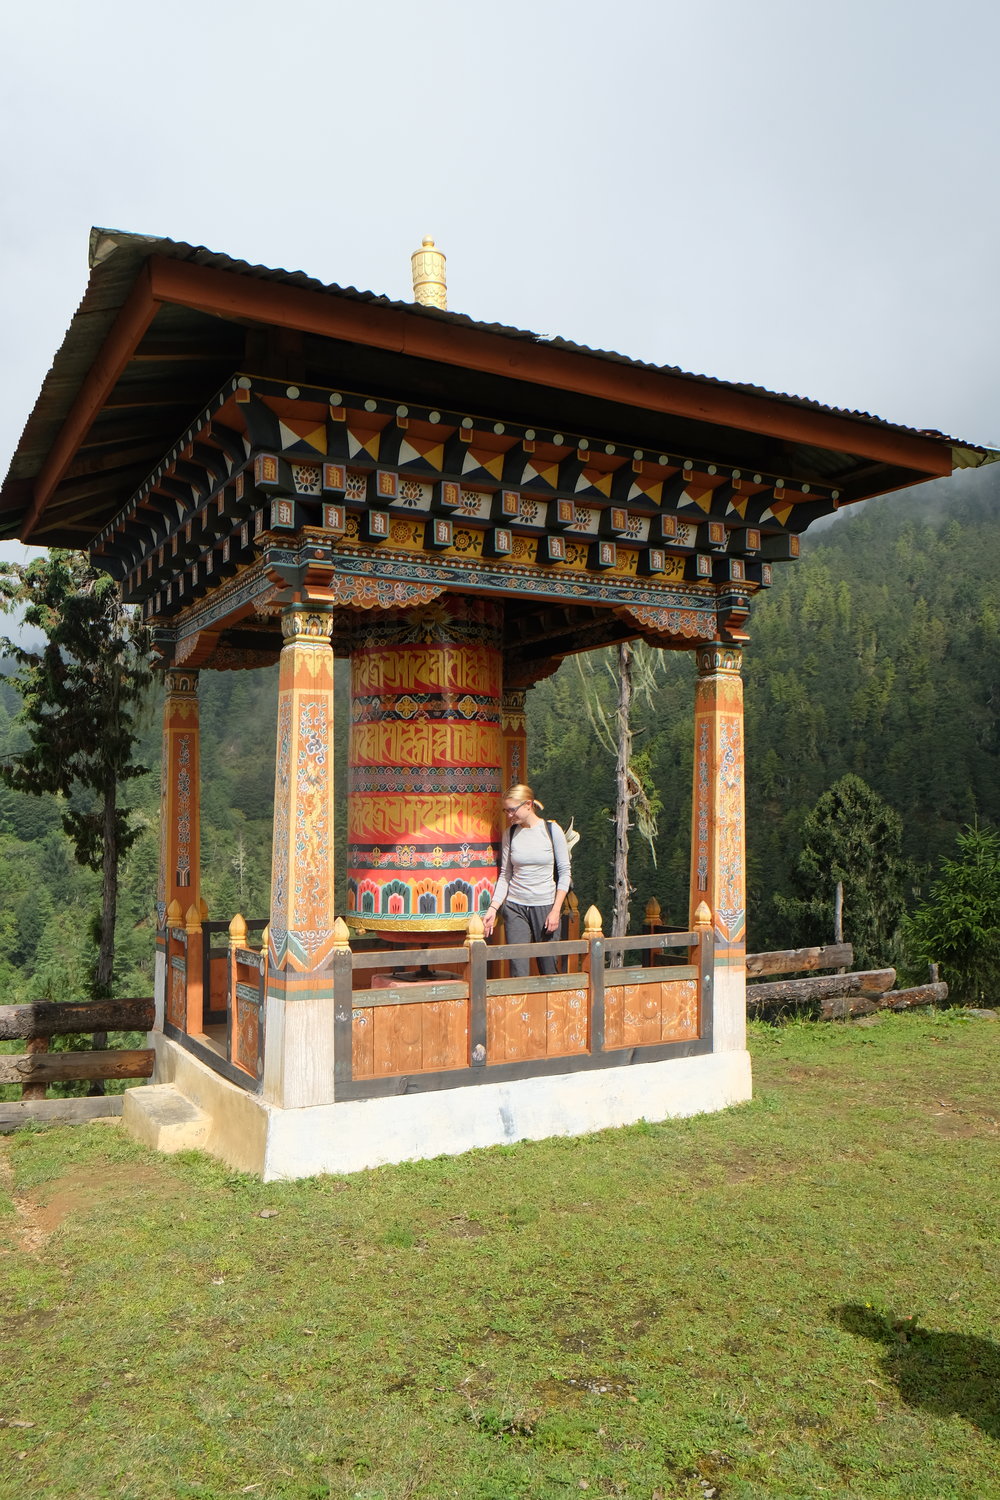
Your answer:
[695,642,743,677]
[163,667,200,696]
[280,603,336,644]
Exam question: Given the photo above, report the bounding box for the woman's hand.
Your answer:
[482,907,498,938]
[544,905,562,934]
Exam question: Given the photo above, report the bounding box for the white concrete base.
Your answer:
[131,1032,752,1181]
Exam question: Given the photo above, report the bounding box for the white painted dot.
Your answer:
[462,417,474,429]
[634,450,643,460]
[753,474,762,484]
[330,393,343,406]
[429,411,441,423]
[364,399,377,412]
[707,465,717,475]
[658,455,669,466]
[237,376,252,390]
[684,460,694,470]
[396,405,409,418]
[287,387,300,399]
[732,470,741,480]
[775,478,784,489]
[801,484,811,494]
[832,490,840,500]
[524,428,535,440]
[552,434,564,445]
[578,439,589,451]
[494,422,505,435]
[605,443,616,455]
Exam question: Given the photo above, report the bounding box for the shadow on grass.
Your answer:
[833,1303,1000,1441]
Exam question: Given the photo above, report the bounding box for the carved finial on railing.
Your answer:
[466,912,485,944]
[260,924,270,954]
[229,913,247,950]
[693,901,712,930]
[645,897,661,924]
[198,897,210,921]
[583,905,603,936]
[166,899,183,930]
[184,903,203,933]
[566,889,579,913]
[332,917,352,950]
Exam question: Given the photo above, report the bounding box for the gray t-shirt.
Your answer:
[492,820,571,909]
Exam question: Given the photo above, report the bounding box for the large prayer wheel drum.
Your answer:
[346,596,503,937]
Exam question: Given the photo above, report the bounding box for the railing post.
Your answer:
[184,904,204,1036]
[466,913,488,1065]
[21,1035,48,1101]
[331,918,354,1088]
[694,900,715,1037]
[584,905,605,1054]
[228,913,247,1063]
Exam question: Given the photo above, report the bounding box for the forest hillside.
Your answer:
[0,464,996,1001]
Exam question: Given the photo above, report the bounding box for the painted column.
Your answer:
[690,643,747,1053]
[263,603,338,1108]
[346,596,503,938]
[500,687,528,790]
[155,669,202,1031]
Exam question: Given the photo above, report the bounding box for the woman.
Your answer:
[482,784,572,977]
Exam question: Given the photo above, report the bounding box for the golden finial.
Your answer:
[693,902,712,929]
[411,236,447,310]
[645,897,662,924]
[166,899,183,930]
[228,913,247,950]
[466,912,485,944]
[332,917,352,951]
[583,905,603,936]
[184,903,202,933]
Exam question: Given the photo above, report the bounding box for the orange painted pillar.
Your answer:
[690,643,747,1052]
[155,669,202,1032]
[269,604,338,972]
[157,668,202,926]
[500,687,528,790]
[264,604,338,1108]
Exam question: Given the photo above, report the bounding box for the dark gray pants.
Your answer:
[503,902,559,977]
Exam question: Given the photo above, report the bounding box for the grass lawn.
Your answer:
[1,1011,998,1500]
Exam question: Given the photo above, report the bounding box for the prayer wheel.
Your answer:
[346,596,503,936]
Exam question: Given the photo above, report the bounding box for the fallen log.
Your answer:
[830,981,950,1020]
[746,969,895,1012]
[0,1049,154,1085]
[0,998,153,1041]
[745,943,853,978]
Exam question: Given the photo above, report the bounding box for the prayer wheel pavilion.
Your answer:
[0,228,982,1178]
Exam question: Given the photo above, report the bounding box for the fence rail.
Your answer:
[0,997,155,1128]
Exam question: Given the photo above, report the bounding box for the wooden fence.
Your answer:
[0,997,154,1132]
[745,943,948,1018]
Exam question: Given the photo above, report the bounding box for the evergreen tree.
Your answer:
[0,551,151,999]
[903,824,1000,1004]
[774,774,910,969]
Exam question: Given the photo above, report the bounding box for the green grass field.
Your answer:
[2,1012,998,1500]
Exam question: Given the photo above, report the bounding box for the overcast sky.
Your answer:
[3,0,999,568]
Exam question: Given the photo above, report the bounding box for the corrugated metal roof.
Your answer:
[4,227,995,521]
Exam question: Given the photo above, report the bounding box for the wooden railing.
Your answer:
[162,904,269,1090]
[0,998,154,1131]
[332,907,715,1100]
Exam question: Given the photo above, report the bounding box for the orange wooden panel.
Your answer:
[209,954,228,1011]
[233,996,259,1077]
[546,987,589,1057]
[487,991,547,1062]
[622,982,662,1046]
[660,979,700,1042]
[352,1007,374,1078]
[420,1000,467,1071]
[603,985,624,1051]
[373,1002,424,1076]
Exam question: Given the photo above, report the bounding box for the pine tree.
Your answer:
[0,551,151,1000]
[903,824,1000,1004]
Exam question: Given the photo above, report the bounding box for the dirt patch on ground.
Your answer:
[0,1141,163,1254]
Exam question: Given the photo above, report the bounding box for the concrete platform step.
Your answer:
[122,1084,209,1154]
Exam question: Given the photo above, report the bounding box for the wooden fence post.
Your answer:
[584,905,605,1054]
[331,917,354,1087]
[466,913,488,1066]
